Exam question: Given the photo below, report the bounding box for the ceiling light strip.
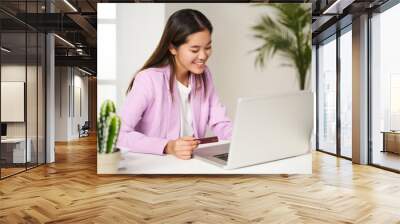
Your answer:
[1,47,11,53]
[323,0,355,15]
[78,67,92,76]
[63,0,78,12]
[54,34,75,48]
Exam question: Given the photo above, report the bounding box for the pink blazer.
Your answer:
[116,65,233,155]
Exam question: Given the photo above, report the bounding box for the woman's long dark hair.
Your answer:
[126,9,213,97]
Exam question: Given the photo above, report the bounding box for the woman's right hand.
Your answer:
[164,136,200,160]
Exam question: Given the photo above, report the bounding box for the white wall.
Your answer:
[1,65,34,138]
[72,73,89,138]
[1,64,46,163]
[55,67,69,141]
[116,4,165,111]
[54,67,89,141]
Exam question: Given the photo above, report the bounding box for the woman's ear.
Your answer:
[169,44,177,56]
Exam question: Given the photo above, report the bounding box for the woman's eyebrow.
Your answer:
[189,41,212,48]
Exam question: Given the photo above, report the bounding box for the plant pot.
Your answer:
[97,151,121,174]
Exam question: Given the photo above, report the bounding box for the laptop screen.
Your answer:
[1,123,7,137]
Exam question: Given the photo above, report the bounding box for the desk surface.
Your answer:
[381,131,400,134]
[116,148,312,174]
[1,138,27,143]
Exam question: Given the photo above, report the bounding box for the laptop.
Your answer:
[193,91,314,170]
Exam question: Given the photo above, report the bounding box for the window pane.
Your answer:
[340,29,352,158]
[1,31,27,177]
[27,31,38,169]
[97,84,117,114]
[390,75,400,130]
[98,24,116,80]
[318,37,337,154]
[371,4,400,171]
[38,33,46,165]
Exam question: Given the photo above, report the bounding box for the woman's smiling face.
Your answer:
[170,29,212,75]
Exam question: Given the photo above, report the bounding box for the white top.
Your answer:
[176,79,194,137]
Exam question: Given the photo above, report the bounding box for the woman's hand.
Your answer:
[164,136,200,160]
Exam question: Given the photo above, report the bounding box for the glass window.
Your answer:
[371,3,400,171]
[339,28,352,158]
[27,31,38,169]
[0,1,46,179]
[97,24,116,81]
[97,84,117,114]
[1,31,28,177]
[311,46,317,150]
[97,5,118,118]
[390,74,400,130]
[318,36,337,154]
[38,32,46,165]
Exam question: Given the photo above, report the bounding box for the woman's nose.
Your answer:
[198,50,207,60]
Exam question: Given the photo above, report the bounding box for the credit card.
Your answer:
[195,136,219,144]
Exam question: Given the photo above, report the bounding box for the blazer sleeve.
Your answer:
[116,72,169,155]
[206,69,233,140]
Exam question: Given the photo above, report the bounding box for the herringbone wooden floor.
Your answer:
[0,135,400,224]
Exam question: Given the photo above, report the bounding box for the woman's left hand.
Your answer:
[164,136,200,160]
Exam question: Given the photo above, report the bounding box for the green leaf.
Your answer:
[251,3,311,90]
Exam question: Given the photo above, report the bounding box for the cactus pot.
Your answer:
[97,151,121,174]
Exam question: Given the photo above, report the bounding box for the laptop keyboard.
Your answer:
[214,153,229,161]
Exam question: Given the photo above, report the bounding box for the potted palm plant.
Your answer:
[251,3,311,90]
[97,100,122,174]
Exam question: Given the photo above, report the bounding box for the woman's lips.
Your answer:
[193,61,205,68]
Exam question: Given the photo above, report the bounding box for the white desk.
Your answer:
[116,148,312,174]
[1,138,31,163]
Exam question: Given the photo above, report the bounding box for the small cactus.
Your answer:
[97,100,121,153]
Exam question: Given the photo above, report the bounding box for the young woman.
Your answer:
[117,9,232,160]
